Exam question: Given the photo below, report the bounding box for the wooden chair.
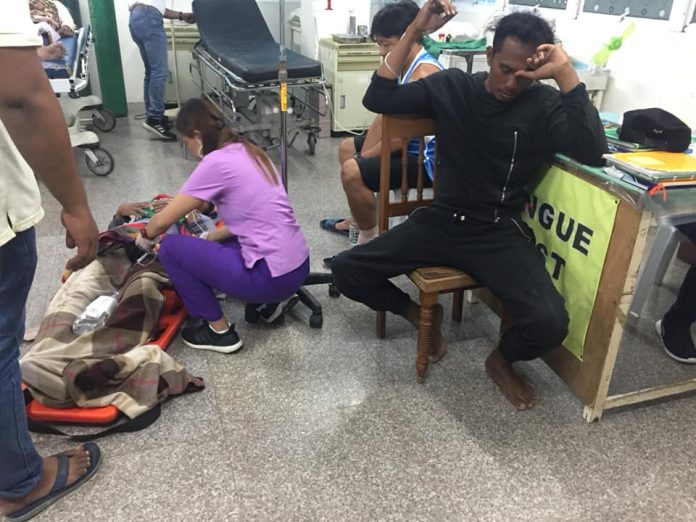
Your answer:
[376,115,481,383]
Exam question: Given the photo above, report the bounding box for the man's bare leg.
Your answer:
[338,137,356,165]
[328,139,357,232]
[341,159,377,231]
[403,300,447,362]
[485,348,536,410]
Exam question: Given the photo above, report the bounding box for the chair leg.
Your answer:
[376,311,386,339]
[628,224,678,320]
[452,289,464,323]
[655,228,688,285]
[416,292,438,383]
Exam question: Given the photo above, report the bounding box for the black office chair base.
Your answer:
[290,272,339,329]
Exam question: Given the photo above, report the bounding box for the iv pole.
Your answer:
[277,0,338,329]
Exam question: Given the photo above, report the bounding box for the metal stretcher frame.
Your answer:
[44,26,116,176]
[191,42,325,154]
[48,26,90,95]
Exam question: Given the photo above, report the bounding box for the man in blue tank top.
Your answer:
[320,0,442,252]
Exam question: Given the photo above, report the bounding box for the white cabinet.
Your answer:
[318,38,381,133]
[164,24,201,105]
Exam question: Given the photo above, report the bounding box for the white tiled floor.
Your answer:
[22,107,696,521]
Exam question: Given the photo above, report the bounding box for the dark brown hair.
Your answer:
[176,98,278,185]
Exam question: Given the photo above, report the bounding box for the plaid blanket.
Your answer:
[20,249,203,419]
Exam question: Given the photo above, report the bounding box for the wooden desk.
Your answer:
[481,157,696,421]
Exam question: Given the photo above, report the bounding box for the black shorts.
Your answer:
[353,135,433,192]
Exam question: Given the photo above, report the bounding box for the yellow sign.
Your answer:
[522,166,619,360]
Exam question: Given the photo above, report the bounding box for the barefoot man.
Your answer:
[332,1,607,410]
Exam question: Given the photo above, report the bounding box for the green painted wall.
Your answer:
[87,0,127,116]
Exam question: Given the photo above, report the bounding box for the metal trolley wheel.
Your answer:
[306,132,317,155]
[90,106,117,132]
[84,147,114,176]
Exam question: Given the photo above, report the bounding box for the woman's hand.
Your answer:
[146,194,205,238]
[412,0,458,36]
[205,226,234,242]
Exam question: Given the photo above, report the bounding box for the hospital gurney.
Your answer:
[44,26,115,176]
[190,0,325,155]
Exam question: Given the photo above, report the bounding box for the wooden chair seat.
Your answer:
[409,266,478,293]
[376,115,487,383]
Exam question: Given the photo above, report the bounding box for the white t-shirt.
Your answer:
[0,1,44,248]
[128,0,166,15]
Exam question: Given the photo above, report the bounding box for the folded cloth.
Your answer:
[422,36,487,59]
[20,250,204,419]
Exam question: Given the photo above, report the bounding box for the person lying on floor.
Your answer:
[319,0,442,257]
[135,98,310,354]
[107,194,215,232]
[332,3,607,411]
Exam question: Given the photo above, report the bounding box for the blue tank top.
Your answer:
[399,49,443,182]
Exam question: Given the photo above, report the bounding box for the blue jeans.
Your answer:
[129,6,168,122]
[0,228,42,498]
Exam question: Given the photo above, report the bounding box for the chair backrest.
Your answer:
[378,116,438,233]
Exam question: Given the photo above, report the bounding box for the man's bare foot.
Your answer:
[403,301,447,363]
[334,218,352,232]
[485,349,536,411]
[0,447,91,516]
[429,303,447,362]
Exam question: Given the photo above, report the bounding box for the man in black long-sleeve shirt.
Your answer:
[332,2,607,411]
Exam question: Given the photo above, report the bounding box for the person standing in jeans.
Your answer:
[128,1,194,140]
[0,3,101,520]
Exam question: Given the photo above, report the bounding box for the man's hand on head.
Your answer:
[514,44,579,93]
[412,0,458,36]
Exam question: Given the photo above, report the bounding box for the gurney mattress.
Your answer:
[42,33,77,79]
[195,40,321,84]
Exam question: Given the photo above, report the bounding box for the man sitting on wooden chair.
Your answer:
[332,2,607,411]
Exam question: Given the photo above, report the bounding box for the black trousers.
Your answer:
[332,206,569,363]
[663,223,696,329]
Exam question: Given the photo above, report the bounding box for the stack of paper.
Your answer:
[604,151,696,190]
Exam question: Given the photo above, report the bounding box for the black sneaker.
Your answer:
[143,118,177,140]
[244,297,298,325]
[655,319,696,364]
[181,323,243,353]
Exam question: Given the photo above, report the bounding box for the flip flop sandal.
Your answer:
[7,443,102,522]
[319,218,350,237]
